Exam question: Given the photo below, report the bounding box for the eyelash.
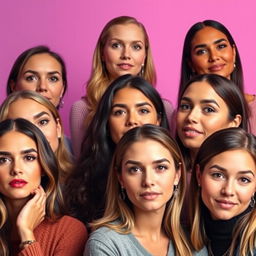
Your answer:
[38,119,50,126]
[0,157,11,165]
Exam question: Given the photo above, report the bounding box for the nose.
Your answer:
[221,180,234,197]
[120,45,131,60]
[125,111,139,127]
[10,160,23,176]
[208,48,220,63]
[36,79,48,92]
[186,107,200,124]
[142,169,155,188]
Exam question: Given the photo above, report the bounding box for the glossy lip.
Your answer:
[215,199,238,209]
[117,63,134,70]
[182,126,204,137]
[9,179,28,188]
[208,64,225,72]
[140,191,162,200]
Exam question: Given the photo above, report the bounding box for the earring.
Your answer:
[120,187,126,200]
[233,63,236,68]
[59,98,64,108]
[250,194,255,208]
[139,64,144,77]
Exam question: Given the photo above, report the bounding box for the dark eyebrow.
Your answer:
[23,70,61,76]
[124,158,170,166]
[111,102,153,109]
[21,148,38,154]
[180,97,220,108]
[0,151,11,156]
[33,111,50,120]
[238,170,255,177]
[210,165,255,177]
[193,38,228,50]
[153,158,170,164]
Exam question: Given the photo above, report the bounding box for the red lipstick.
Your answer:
[9,179,28,188]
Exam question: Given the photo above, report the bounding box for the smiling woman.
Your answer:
[189,127,256,256]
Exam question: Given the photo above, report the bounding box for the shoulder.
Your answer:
[193,246,208,256]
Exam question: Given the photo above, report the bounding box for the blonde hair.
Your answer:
[189,128,256,255]
[85,16,156,126]
[91,125,193,256]
[0,118,65,255]
[0,90,73,180]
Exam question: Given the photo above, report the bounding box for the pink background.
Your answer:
[1,0,255,135]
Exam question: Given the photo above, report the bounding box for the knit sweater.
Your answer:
[11,215,88,256]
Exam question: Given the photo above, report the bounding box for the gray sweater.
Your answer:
[84,226,208,256]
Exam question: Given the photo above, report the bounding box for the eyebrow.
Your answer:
[33,111,50,120]
[23,70,61,76]
[181,97,220,108]
[0,148,37,156]
[124,158,170,166]
[109,38,144,44]
[193,38,228,50]
[112,102,153,109]
[210,164,255,176]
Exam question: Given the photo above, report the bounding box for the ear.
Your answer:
[174,166,181,186]
[56,118,62,139]
[10,80,16,92]
[196,164,202,186]
[59,86,64,99]
[117,172,124,188]
[232,44,236,65]
[228,114,242,128]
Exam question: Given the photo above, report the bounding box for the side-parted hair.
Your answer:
[85,16,156,125]
[65,75,169,223]
[176,74,249,170]
[189,127,256,256]
[0,90,72,180]
[6,45,67,107]
[91,124,193,256]
[179,20,244,97]
[0,118,65,255]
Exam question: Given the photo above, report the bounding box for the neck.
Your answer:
[132,207,165,240]
[190,148,198,165]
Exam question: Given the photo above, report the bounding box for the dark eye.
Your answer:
[179,103,191,111]
[217,44,227,50]
[0,157,10,165]
[195,49,207,55]
[203,107,215,113]
[139,108,150,114]
[49,76,59,82]
[128,166,142,174]
[112,109,126,116]
[156,165,168,172]
[239,177,251,184]
[211,172,224,179]
[38,119,49,126]
[25,75,37,82]
[24,155,37,161]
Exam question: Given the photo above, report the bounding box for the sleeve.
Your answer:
[17,242,44,256]
[53,216,88,256]
[69,100,88,158]
[162,98,176,136]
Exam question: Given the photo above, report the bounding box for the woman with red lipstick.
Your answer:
[178,20,255,134]
[70,16,174,158]
[0,118,87,255]
[85,125,207,256]
[189,128,256,256]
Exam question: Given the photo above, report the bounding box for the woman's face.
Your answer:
[0,131,41,201]
[197,149,256,220]
[190,26,236,79]
[102,23,146,80]
[13,53,65,107]
[177,81,240,154]
[6,98,61,152]
[108,87,160,144]
[119,139,180,215]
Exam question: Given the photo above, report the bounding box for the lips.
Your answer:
[215,199,237,209]
[117,63,134,70]
[208,64,225,72]
[140,191,162,200]
[182,127,203,138]
[9,179,28,188]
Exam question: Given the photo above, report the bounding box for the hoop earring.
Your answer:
[250,194,255,208]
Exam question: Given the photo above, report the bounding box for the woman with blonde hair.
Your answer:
[70,16,173,157]
[0,118,87,255]
[85,125,207,256]
[0,91,72,181]
[190,128,256,256]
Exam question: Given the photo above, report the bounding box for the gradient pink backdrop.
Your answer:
[1,0,255,135]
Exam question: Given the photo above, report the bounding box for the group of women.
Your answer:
[0,15,255,256]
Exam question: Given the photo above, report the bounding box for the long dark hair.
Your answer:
[190,127,256,255]
[65,74,169,224]
[0,118,65,254]
[179,20,244,98]
[176,74,249,170]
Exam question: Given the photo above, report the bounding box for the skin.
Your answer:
[7,98,61,152]
[197,149,256,220]
[177,81,241,157]
[0,130,46,243]
[118,139,180,255]
[12,53,64,107]
[103,23,146,80]
[190,26,236,79]
[108,87,160,144]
